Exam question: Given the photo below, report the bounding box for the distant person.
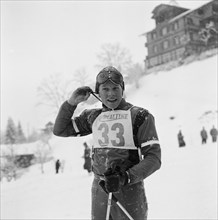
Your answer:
[200,127,208,144]
[210,125,218,142]
[177,130,186,147]
[83,142,92,174]
[55,159,61,174]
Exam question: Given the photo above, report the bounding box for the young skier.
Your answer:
[53,66,161,220]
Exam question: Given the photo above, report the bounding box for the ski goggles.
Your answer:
[96,67,123,85]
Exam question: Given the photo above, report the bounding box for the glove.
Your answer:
[68,86,92,105]
[110,159,134,172]
[104,166,129,192]
[75,86,93,96]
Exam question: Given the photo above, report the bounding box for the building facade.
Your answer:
[144,0,218,69]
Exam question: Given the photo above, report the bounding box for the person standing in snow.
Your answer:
[83,142,92,174]
[177,130,186,147]
[53,66,161,220]
[200,127,208,144]
[55,159,61,174]
[210,125,218,142]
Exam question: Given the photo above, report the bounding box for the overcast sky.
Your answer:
[1,0,208,133]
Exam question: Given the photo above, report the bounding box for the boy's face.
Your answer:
[98,80,123,109]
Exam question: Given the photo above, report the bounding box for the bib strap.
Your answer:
[133,108,149,147]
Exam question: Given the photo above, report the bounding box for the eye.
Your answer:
[102,87,109,91]
[113,86,120,90]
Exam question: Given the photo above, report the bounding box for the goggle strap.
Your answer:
[90,91,102,103]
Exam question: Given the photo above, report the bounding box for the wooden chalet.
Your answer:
[144,0,218,69]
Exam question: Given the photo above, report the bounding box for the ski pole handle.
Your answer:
[99,180,118,202]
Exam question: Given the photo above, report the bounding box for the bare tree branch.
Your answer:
[72,67,93,87]
[96,43,133,72]
[37,73,74,114]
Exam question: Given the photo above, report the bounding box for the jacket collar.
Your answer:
[101,98,132,112]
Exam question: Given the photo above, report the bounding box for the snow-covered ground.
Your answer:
[1,54,217,220]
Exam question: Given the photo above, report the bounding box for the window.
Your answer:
[158,55,163,64]
[150,57,158,66]
[171,51,177,60]
[187,18,193,25]
[153,45,158,53]
[189,32,194,41]
[171,24,174,31]
[174,22,179,30]
[162,27,168,36]
[151,32,156,40]
[162,53,171,63]
[174,36,180,45]
[163,40,169,49]
[197,8,204,15]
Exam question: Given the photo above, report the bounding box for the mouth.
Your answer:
[107,99,117,103]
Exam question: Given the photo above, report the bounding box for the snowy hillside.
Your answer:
[1,54,217,220]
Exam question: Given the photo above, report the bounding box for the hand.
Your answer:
[68,86,92,106]
[104,166,129,192]
[110,159,134,172]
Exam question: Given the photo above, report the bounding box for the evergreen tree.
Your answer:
[0,130,6,144]
[4,117,18,180]
[17,121,26,143]
[5,117,17,145]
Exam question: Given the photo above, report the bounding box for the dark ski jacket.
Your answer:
[210,128,218,137]
[53,98,161,184]
[200,129,208,139]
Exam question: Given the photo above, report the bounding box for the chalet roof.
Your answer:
[169,0,214,23]
[152,4,188,17]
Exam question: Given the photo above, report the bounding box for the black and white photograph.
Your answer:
[1,0,217,219]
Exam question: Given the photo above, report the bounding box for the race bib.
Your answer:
[92,110,137,149]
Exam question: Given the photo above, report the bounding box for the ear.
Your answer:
[98,87,103,98]
[119,85,124,96]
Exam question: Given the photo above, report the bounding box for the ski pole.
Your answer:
[106,192,112,220]
[99,181,134,220]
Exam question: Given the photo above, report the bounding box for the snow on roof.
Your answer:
[168,8,193,23]
[169,0,214,23]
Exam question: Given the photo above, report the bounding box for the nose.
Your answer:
[107,89,115,97]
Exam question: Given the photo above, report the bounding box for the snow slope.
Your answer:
[1,55,217,220]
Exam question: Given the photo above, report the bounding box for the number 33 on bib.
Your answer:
[92,110,137,150]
